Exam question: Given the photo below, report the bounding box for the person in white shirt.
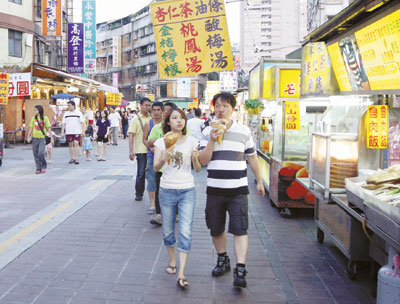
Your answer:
[186,108,204,143]
[108,107,122,145]
[61,101,85,164]
[153,108,201,288]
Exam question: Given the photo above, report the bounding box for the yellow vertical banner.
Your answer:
[150,0,233,79]
[366,105,388,149]
[327,43,353,92]
[106,92,117,106]
[279,69,301,98]
[285,101,300,131]
[0,73,9,105]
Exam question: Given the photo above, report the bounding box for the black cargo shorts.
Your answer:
[205,194,249,236]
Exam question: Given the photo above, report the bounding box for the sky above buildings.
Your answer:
[96,0,240,44]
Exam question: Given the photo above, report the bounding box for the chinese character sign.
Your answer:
[8,73,31,97]
[68,23,84,73]
[206,81,220,103]
[43,0,62,36]
[106,93,122,106]
[354,9,400,91]
[220,71,238,92]
[279,69,301,98]
[112,72,119,89]
[113,37,121,68]
[285,101,300,131]
[151,0,233,79]
[0,73,9,105]
[301,42,333,95]
[366,105,388,149]
[82,0,97,73]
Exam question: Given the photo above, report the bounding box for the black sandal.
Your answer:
[166,265,176,274]
[177,277,189,288]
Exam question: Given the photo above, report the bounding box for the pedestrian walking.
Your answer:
[198,92,265,288]
[128,97,152,201]
[45,130,59,163]
[27,105,53,174]
[143,102,164,216]
[109,107,121,145]
[61,101,85,165]
[186,108,204,143]
[186,108,195,120]
[121,111,129,139]
[153,108,201,288]
[96,110,111,161]
[94,110,101,156]
[83,130,92,161]
[147,102,177,225]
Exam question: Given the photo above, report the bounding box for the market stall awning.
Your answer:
[304,0,396,43]
[24,63,119,94]
[51,93,83,99]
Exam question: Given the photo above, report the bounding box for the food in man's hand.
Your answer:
[164,131,179,164]
[210,119,228,144]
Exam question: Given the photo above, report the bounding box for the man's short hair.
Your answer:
[67,100,76,108]
[152,101,164,109]
[140,97,151,105]
[164,102,177,109]
[212,92,236,108]
[194,108,202,117]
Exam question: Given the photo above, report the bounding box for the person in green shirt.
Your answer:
[146,102,177,225]
[27,105,53,174]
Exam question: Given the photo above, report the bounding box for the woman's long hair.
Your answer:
[162,108,187,135]
[35,105,44,121]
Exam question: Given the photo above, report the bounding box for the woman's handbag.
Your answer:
[35,116,51,145]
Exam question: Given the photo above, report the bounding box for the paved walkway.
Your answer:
[0,139,374,303]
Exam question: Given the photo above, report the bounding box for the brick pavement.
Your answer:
[0,140,375,303]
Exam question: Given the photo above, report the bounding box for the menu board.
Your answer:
[328,9,400,92]
[355,9,400,90]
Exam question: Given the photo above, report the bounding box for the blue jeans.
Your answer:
[159,187,196,253]
[135,153,147,197]
[32,137,47,170]
[123,124,129,139]
[146,157,157,192]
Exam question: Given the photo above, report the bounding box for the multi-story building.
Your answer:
[94,6,206,102]
[307,0,350,34]
[240,0,308,74]
[0,0,70,72]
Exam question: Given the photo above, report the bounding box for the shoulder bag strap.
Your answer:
[35,116,47,137]
[137,114,144,132]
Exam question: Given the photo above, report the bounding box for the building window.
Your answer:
[160,84,167,97]
[126,51,131,62]
[8,30,22,58]
[139,28,146,37]
[36,0,42,17]
[9,0,22,4]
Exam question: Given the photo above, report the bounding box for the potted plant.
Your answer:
[245,99,263,115]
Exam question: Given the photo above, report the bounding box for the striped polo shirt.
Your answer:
[199,121,256,196]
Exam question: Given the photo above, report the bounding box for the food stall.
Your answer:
[249,59,322,216]
[297,0,400,281]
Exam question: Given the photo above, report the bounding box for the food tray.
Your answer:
[345,176,368,210]
[363,191,400,244]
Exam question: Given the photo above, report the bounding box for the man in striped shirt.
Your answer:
[199,92,265,288]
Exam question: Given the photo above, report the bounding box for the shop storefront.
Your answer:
[249,59,320,216]
[1,63,118,143]
[296,0,400,282]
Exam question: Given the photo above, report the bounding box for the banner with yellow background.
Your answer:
[150,0,233,79]
[366,105,388,149]
[0,73,9,105]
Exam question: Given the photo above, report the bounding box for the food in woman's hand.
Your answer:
[210,119,228,144]
[164,131,179,164]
